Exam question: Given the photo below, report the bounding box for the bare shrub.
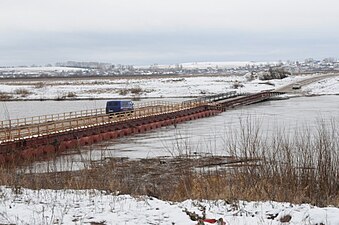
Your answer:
[34,82,46,89]
[55,95,66,100]
[55,92,77,100]
[66,92,77,98]
[118,87,145,96]
[118,88,129,96]
[232,81,244,89]
[14,88,32,97]
[161,78,186,83]
[130,87,143,95]
[0,92,12,100]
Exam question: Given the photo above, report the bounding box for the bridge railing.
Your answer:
[0,100,205,143]
[0,108,107,130]
[182,91,238,106]
[135,100,177,108]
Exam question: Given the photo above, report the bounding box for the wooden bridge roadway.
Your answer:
[0,91,283,163]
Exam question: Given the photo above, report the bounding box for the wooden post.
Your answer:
[37,123,40,136]
[8,120,12,140]
[95,109,98,124]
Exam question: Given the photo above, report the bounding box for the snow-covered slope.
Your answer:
[0,186,338,225]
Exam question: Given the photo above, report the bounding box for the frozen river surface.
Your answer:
[94,95,339,158]
[17,95,339,172]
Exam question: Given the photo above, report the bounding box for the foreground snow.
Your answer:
[0,186,338,225]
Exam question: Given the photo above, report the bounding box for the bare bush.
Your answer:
[232,82,244,89]
[130,87,143,95]
[55,92,77,100]
[14,88,32,97]
[118,87,146,96]
[118,88,129,96]
[162,78,186,83]
[66,92,77,98]
[0,92,12,100]
[34,82,46,89]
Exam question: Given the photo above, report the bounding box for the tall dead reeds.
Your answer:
[0,117,338,206]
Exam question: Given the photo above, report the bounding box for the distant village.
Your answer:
[0,58,338,78]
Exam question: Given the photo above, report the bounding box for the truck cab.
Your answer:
[106,100,134,114]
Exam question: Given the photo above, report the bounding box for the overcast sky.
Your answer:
[1,0,338,66]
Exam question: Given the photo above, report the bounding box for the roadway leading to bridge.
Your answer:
[275,73,339,93]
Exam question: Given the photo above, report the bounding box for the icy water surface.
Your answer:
[23,95,339,172]
[90,95,339,158]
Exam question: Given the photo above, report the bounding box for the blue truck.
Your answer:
[106,100,134,114]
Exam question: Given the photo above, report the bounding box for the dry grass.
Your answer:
[33,82,46,89]
[66,92,77,98]
[0,91,12,100]
[117,86,153,96]
[14,88,32,97]
[55,91,78,100]
[130,87,143,94]
[0,119,338,207]
[232,81,244,89]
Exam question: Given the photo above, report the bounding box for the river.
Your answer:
[4,95,338,172]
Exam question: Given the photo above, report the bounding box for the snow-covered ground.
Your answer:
[179,61,280,69]
[1,73,338,100]
[303,77,339,95]
[0,186,338,225]
[147,61,280,69]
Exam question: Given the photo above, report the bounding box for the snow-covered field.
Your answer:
[150,61,280,69]
[303,77,339,95]
[0,187,338,225]
[1,73,339,100]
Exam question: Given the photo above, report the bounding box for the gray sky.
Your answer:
[1,0,338,66]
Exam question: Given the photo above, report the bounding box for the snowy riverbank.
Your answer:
[1,186,338,225]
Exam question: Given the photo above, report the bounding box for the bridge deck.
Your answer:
[0,101,204,144]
